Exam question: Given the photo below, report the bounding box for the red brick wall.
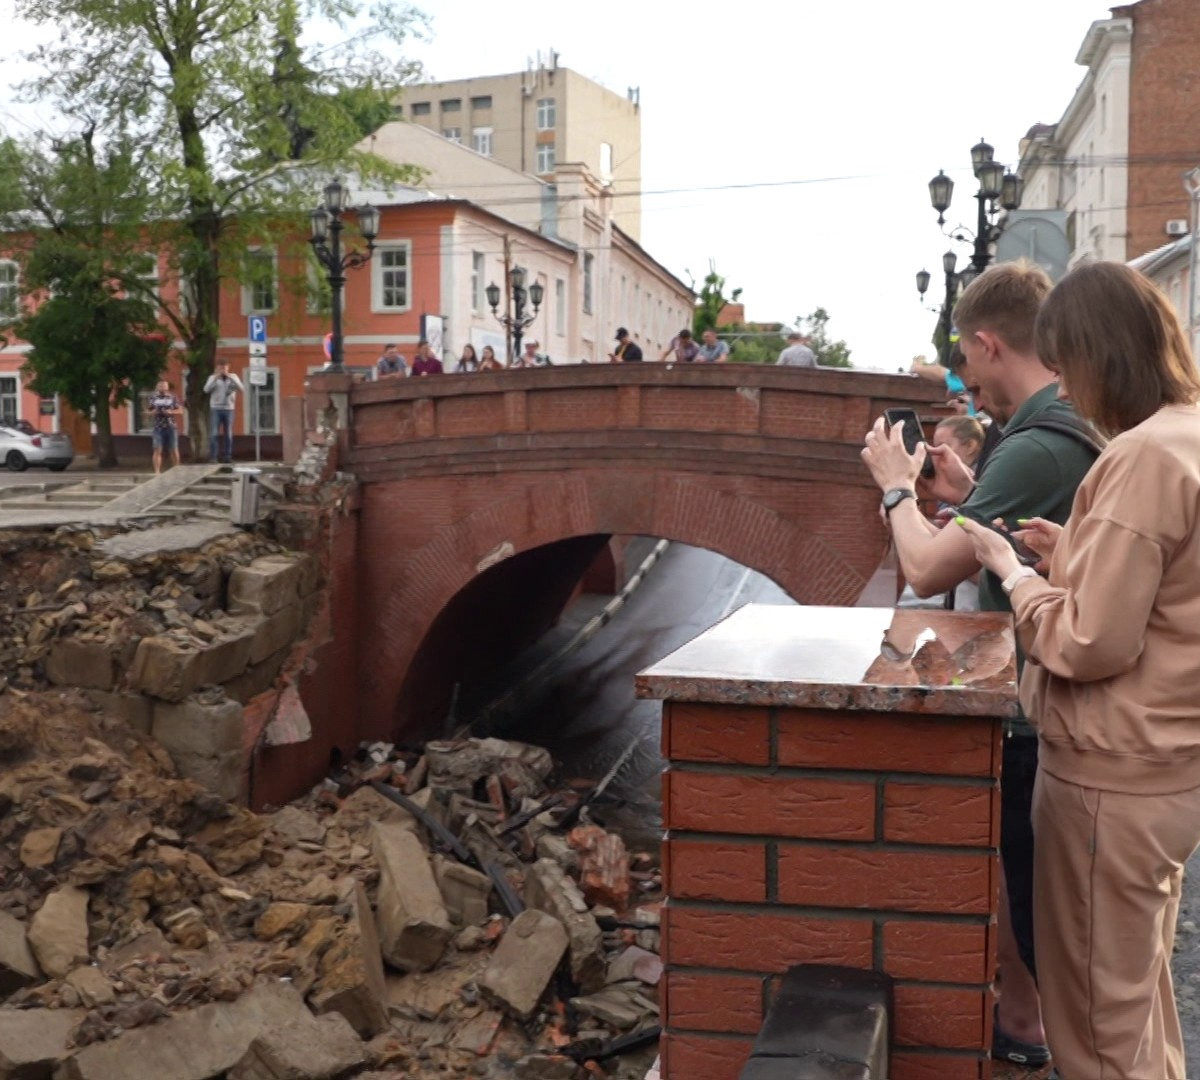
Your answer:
[1122,0,1200,259]
[660,702,1001,1080]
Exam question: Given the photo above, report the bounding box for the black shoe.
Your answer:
[993,1006,1052,1067]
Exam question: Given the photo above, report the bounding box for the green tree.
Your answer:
[691,261,743,337]
[798,307,853,368]
[10,0,425,458]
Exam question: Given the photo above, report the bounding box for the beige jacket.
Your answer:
[1015,403,1200,795]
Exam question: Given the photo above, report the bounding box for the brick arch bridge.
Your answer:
[287,363,940,767]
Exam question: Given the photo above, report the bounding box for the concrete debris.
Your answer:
[27,885,90,978]
[228,1010,366,1080]
[526,858,606,993]
[0,910,41,995]
[479,909,569,1020]
[371,824,453,974]
[0,1006,82,1080]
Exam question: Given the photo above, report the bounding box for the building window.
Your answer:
[411,102,431,116]
[600,142,613,181]
[305,258,330,315]
[472,127,493,156]
[0,261,19,321]
[536,97,556,131]
[131,251,159,300]
[131,386,159,434]
[536,142,556,174]
[441,98,461,113]
[373,243,411,311]
[443,127,462,143]
[555,278,566,336]
[471,251,486,313]
[470,95,492,110]
[245,369,279,434]
[583,253,594,315]
[242,248,276,314]
[392,104,403,117]
[0,375,18,424]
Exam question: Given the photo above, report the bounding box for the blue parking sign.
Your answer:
[248,316,267,343]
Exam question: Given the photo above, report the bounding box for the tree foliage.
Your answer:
[691,261,743,337]
[6,0,426,458]
[798,307,852,368]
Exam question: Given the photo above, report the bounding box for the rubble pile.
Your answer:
[0,690,663,1079]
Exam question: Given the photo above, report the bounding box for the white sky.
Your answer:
[0,0,1114,369]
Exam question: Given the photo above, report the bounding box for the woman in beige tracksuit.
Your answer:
[958,261,1200,1080]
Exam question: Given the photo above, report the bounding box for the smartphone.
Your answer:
[952,506,1042,567]
[883,408,935,479]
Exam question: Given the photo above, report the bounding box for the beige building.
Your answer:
[357,122,690,366]
[396,56,643,239]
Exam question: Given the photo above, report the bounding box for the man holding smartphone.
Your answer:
[861,261,1100,1069]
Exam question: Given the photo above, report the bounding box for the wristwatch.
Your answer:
[882,488,916,515]
[1001,566,1039,595]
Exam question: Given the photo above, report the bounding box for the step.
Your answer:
[44,492,110,505]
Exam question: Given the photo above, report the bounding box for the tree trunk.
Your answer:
[93,397,118,468]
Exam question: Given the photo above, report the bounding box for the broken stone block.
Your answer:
[570,984,657,1029]
[254,903,312,942]
[332,785,430,838]
[45,638,116,691]
[20,826,62,869]
[525,858,605,993]
[536,833,580,875]
[83,689,154,733]
[568,826,631,910]
[309,883,389,1038]
[262,684,312,747]
[431,856,492,928]
[448,1009,502,1055]
[229,558,303,616]
[249,604,301,665]
[513,1054,583,1080]
[371,823,453,973]
[58,978,314,1080]
[0,910,41,995]
[425,738,553,793]
[221,646,290,705]
[479,909,568,1021]
[28,884,90,978]
[152,694,245,802]
[269,806,326,846]
[0,1007,82,1079]
[228,1011,365,1080]
[65,965,116,1007]
[606,945,663,987]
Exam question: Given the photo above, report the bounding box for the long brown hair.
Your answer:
[1035,262,1200,435]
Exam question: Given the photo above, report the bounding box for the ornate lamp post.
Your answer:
[928,138,1024,276]
[486,265,544,363]
[915,250,962,366]
[309,179,380,374]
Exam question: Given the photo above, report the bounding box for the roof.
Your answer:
[1128,234,1191,276]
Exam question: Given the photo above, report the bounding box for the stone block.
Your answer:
[152,694,244,758]
[479,909,568,1021]
[57,979,314,1080]
[249,604,301,666]
[84,689,154,734]
[431,856,492,928]
[228,1011,365,1080]
[27,885,89,979]
[229,558,303,616]
[308,883,389,1038]
[128,628,254,702]
[371,823,453,973]
[65,965,116,1007]
[222,646,290,705]
[525,858,605,993]
[568,826,631,910]
[0,1007,82,1080]
[0,909,41,995]
[45,639,116,691]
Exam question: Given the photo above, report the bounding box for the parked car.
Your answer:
[0,419,74,472]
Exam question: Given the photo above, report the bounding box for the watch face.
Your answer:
[884,489,912,510]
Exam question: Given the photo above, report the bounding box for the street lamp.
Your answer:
[915,251,961,367]
[486,264,544,362]
[929,137,1024,276]
[309,178,380,374]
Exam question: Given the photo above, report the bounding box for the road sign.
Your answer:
[248,342,267,357]
[248,316,267,343]
[249,353,267,369]
[248,368,269,387]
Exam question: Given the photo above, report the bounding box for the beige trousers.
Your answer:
[1034,768,1200,1079]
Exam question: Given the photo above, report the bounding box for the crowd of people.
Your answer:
[863,259,1200,1080]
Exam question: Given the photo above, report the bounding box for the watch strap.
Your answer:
[1001,566,1039,595]
[883,488,916,515]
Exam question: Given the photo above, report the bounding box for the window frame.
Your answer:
[243,366,280,435]
[241,247,277,316]
[472,126,493,157]
[471,251,486,314]
[443,127,462,144]
[536,97,556,131]
[0,260,20,323]
[555,278,566,336]
[372,241,413,313]
[0,373,21,424]
[583,253,594,315]
[411,102,431,117]
[536,142,556,175]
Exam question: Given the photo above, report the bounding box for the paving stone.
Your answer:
[525,858,605,993]
[27,885,90,979]
[371,823,453,973]
[57,978,314,1080]
[228,1011,365,1080]
[478,909,568,1021]
[0,1006,82,1080]
[0,910,41,995]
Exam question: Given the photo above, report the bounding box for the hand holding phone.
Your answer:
[883,408,935,479]
[951,506,1042,567]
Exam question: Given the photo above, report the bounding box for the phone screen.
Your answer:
[883,408,935,478]
[953,506,1041,567]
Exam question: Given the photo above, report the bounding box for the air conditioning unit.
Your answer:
[1166,219,1189,236]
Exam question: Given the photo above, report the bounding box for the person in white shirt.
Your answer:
[777,332,817,367]
[204,362,246,463]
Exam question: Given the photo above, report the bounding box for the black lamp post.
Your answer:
[915,250,961,366]
[928,138,1024,276]
[486,265,544,363]
[309,179,380,374]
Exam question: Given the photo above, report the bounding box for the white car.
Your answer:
[0,419,74,472]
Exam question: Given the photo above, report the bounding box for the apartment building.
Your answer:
[1016,0,1200,266]
[397,55,643,239]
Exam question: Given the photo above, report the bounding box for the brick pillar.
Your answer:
[638,605,1016,1080]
